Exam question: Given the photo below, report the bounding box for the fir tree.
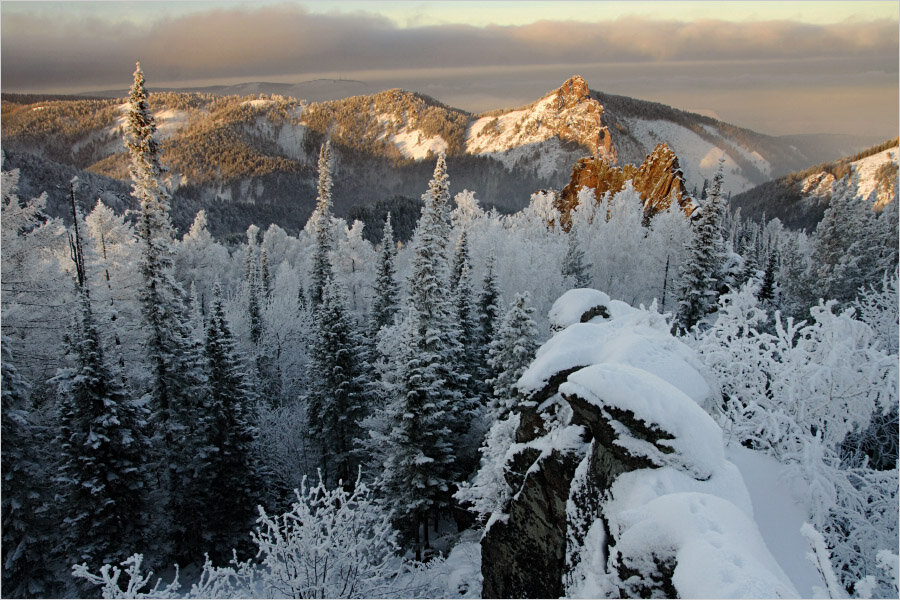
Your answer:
[260,247,272,301]
[54,288,151,573]
[675,160,728,330]
[380,308,455,560]
[310,141,335,307]
[125,62,202,562]
[487,292,538,421]
[454,259,482,399]
[562,226,591,287]
[407,157,477,481]
[371,213,399,334]
[477,255,503,386]
[450,229,470,292]
[196,283,262,561]
[2,344,56,597]
[245,225,263,346]
[306,277,371,488]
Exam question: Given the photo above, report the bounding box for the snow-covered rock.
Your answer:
[478,289,800,599]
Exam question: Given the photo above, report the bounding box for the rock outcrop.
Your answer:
[555,142,690,229]
[478,290,798,599]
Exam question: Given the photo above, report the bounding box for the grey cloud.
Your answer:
[2,5,896,91]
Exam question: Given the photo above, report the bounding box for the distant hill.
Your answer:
[730,139,899,230]
[2,75,884,238]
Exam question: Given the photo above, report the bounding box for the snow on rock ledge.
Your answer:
[560,363,722,480]
[548,288,611,331]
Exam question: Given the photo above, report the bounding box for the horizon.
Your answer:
[1,1,897,138]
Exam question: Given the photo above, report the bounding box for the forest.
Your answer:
[2,65,898,598]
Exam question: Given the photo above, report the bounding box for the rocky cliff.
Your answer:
[555,142,690,228]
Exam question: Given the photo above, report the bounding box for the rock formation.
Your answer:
[477,289,798,599]
[555,143,691,229]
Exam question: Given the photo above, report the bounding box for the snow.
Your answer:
[624,118,755,195]
[852,146,898,203]
[799,145,898,208]
[548,288,611,331]
[519,316,710,407]
[726,444,826,598]
[109,104,190,141]
[275,122,307,159]
[560,363,722,479]
[241,99,274,108]
[614,492,799,598]
[389,127,448,160]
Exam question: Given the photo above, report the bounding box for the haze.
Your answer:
[2,1,897,138]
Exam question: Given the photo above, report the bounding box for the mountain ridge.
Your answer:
[1,75,888,238]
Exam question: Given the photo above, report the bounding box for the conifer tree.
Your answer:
[245,225,263,346]
[380,308,455,560]
[54,286,151,573]
[2,344,56,597]
[477,255,503,385]
[675,160,728,330]
[454,259,481,398]
[450,229,470,292]
[487,292,538,421]
[562,226,591,287]
[310,140,335,307]
[260,247,272,301]
[371,213,399,334]
[125,62,202,561]
[196,283,261,561]
[306,277,371,488]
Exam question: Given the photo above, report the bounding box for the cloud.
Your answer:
[1,5,896,91]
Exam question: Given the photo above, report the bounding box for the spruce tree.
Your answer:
[450,229,470,292]
[310,140,335,307]
[2,344,56,597]
[245,225,263,346]
[380,308,455,560]
[197,283,261,561]
[675,160,728,330]
[306,277,371,488]
[125,62,203,561]
[477,255,503,386]
[54,287,151,572]
[408,157,478,480]
[371,213,399,334]
[487,292,538,421]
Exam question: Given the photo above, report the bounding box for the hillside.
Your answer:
[1,76,883,238]
[731,139,899,230]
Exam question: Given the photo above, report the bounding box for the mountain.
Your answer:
[730,138,899,230]
[1,76,882,238]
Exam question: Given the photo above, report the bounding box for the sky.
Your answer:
[2,1,898,137]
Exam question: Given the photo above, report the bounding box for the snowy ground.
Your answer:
[726,444,825,598]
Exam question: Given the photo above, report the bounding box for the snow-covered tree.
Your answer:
[125,62,204,561]
[561,227,591,288]
[2,343,57,597]
[450,229,471,292]
[379,309,455,560]
[306,277,371,488]
[309,140,335,308]
[371,213,399,334]
[245,224,263,346]
[487,292,538,421]
[196,283,262,561]
[477,255,503,379]
[675,160,728,330]
[53,287,150,573]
